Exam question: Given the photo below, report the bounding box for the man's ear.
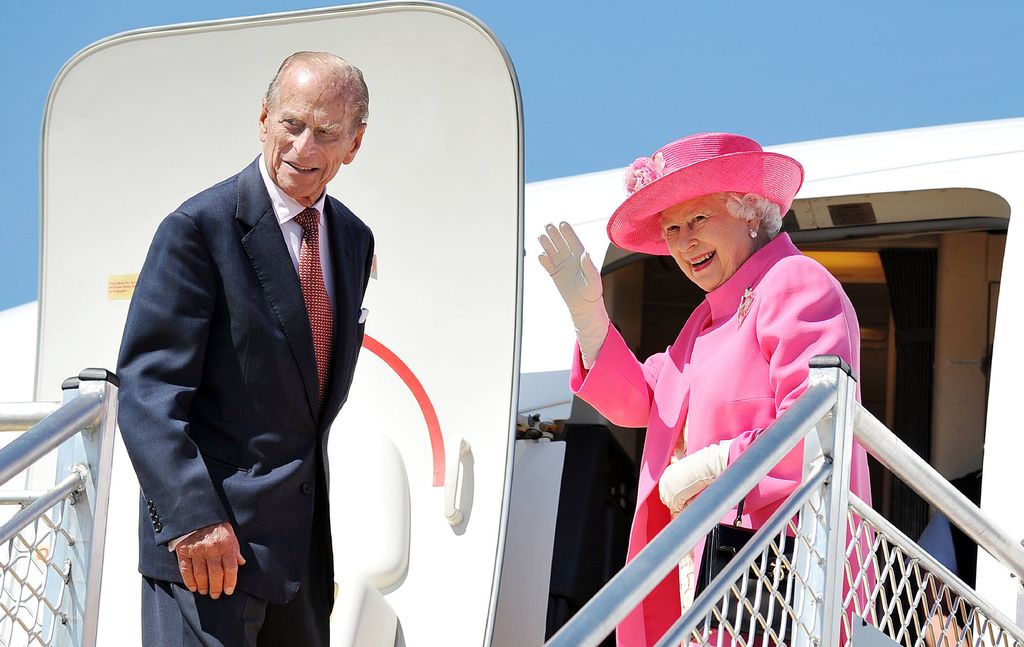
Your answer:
[258,98,270,143]
[342,124,367,165]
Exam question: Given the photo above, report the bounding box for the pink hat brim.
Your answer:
[607,151,804,256]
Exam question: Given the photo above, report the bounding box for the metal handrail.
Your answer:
[0,370,119,647]
[545,380,838,647]
[0,402,61,432]
[0,490,50,505]
[854,405,1024,581]
[848,494,1024,643]
[0,391,102,488]
[0,467,88,544]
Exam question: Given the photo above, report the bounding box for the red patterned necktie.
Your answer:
[294,207,333,404]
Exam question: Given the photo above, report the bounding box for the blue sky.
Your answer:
[1,1,1022,310]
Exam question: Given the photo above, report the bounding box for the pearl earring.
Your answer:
[749,229,757,238]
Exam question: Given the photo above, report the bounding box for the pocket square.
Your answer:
[358,308,369,324]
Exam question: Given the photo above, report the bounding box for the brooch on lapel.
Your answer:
[736,287,755,328]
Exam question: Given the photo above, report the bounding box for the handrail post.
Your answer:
[805,356,857,646]
[37,379,83,641]
[52,369,120,647]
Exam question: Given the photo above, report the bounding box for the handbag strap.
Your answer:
[734,498,745,526]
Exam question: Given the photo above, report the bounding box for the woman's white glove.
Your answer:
[538,222,610,368]
[659,440,732,514]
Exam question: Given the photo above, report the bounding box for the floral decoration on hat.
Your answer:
[624,152,666,195]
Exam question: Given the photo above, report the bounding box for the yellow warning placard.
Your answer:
[107,274,139,300]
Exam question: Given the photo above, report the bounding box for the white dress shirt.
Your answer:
[257,154,336,305]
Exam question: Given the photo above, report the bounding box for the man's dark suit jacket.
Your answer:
[117,158,374,604]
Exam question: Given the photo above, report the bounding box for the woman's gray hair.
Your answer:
[724,192,783,237]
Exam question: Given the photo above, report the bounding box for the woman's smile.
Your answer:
[689,251,716,271]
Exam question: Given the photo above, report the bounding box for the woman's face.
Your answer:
[660,193,763,292]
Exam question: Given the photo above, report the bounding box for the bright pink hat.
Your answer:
[607,132,804,255]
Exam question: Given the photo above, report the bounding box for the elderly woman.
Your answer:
[538,132,872,646]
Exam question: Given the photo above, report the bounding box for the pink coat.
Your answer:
[570,234,873,647]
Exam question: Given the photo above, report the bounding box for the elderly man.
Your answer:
[117,51,374,646]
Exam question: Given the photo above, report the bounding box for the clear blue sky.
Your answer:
[1,0,1022,310]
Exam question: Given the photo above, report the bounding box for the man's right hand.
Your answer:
[538,222,610,368]
[175,521,247,599]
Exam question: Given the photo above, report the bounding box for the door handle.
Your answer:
[444,437,471,526]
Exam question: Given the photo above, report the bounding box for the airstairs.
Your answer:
[0,359,1022,646]
[546,357,1024,647]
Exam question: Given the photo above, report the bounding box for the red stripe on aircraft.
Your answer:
[361,334,445,486]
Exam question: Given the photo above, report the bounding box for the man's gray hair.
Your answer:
[265,51,369,132]
[724,192,784,237]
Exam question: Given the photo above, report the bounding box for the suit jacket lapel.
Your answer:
[320,199,359,426]
[236,159,320,425]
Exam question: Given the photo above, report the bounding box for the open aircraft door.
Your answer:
[36,3,523,644]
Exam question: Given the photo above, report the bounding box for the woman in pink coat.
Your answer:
[538,132,872,646]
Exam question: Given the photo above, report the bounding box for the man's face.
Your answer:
[258,66,365,206]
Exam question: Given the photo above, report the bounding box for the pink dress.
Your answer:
[570,234,873,647]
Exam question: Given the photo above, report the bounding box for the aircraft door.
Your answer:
[37,5,522,645]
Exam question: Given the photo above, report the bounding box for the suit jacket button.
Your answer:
[154,522,162,533]
[300,483,312,495]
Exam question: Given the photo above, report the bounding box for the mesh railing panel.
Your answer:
[844,499,1024,647]
[680,493,826,646]
[0,499,74,647]
[675,497,1024,647]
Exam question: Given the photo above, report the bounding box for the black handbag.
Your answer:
[693,500,794,643]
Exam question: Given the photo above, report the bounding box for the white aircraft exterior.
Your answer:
[1,3,1022,645]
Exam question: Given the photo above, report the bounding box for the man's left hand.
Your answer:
[174,521,247,599]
